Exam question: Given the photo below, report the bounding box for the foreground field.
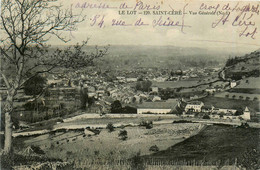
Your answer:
[144,125,260,169]
[8,123,260,169]
[16,123,203,161]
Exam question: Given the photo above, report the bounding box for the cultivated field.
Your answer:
[235,77,260,89]
[152,80,199,89]
[16,123,203,162]
[198,96,260,112]
[215,92,260,101]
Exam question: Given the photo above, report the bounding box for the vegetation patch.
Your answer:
[143,125,259,168]
[197,96,260,112]
[172,120,193,124]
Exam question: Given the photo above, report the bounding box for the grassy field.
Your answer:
[152,80,199,89]
[197,96,260,112]
[235,77,260,89]
[14,123,203,162]
[144,125,260,168]
[215,92,260,101]
[9,124,260,169]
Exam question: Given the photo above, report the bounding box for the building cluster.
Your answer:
[137,99,251,121]
[182,101,251,120]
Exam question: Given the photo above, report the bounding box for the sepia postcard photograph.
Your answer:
[0,0,259,169]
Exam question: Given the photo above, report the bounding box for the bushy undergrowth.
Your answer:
[172,120,193,124]
[139,120,153,129]
[106,123,115,132]
[118,130,128,140]
[149,145,159,152]
[1,153,63,170]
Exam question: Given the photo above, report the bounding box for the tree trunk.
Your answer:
[4,111,12,154]
[3,93,14,154]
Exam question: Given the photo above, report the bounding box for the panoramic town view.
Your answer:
[1,0,260,169]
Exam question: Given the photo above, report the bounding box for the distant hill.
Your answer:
[89,45,243,70]
[44,45,250,71]
[223,50,260,80]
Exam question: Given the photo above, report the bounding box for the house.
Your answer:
[151,86,159,93]
[212,108,237,114]
[190,95,199,100]
[205,87,216,93]
[96,90,105,95]
[152,96,161,102]
[184,101,204,113]
[209,114,220,119]
[126,78,138,82]
[137,99,180,114]
[223,115,240,120]
[241,107,251,120]
[230,81,237,88]
[201,105,214,113]
[88,86,96,92]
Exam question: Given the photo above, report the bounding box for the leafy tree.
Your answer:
[79,87,88,109]
[235,109,243,116]
[139,120,153,129]
[122,106,137,114]
[24,75,47,96]
[118,129,128,140]
[135,80,152,92]
[0,0,108,154]
[87,96,95,107]
[23,75,47,122]
[110,100,122,113]
[149,145,159,152]
[106,123,115,132]
[202,115,210,119]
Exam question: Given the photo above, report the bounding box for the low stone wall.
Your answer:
[63,113,178,123]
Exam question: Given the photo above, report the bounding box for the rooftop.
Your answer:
[187,101,203,105]
[137,100,179,109]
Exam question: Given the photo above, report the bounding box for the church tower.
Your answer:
[242,107,251,120]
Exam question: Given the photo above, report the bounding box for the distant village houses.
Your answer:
[137,99,180,114]
[230,81,237,88]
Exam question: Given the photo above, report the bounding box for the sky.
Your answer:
[8,0,260,53]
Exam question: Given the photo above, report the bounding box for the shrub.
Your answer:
[1,153,14,169]
[139,120,153,129]
[118,130,128,140]
[94,150,99,156]
[149,145,159,152]
[106,123,115,132]
[173,120,192,123]
[239,122,250,128]
[203,115,210,119]
[87,128,101,135]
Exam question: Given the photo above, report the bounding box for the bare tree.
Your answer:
[0,0,107,154]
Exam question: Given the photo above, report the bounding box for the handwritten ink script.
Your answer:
[73,1,259,39]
